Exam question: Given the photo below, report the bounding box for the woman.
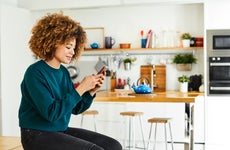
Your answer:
[18,13,122,150]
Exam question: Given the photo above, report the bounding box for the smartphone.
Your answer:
[97,66,107,75]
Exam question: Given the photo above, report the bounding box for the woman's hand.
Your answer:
[76,73,105,96]
[89,74,105,96]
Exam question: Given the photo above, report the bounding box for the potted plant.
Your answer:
[178,75,190,83]
[123,58,132,70]
[123,57,137,70]
[173,53,197,71]
[178,75,190,92]
[181,33,191,47]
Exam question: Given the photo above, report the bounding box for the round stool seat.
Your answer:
[120,111,144,117]
[82,110,99,115]
[148,118,171,123]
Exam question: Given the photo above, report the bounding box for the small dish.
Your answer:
[120,43,131,49]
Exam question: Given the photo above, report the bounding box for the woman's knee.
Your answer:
[90,144,104,150]
[107,138,122,150]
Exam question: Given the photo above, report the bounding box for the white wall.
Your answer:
[65,4,204,47]
[31,3,204,91]
[0,5,33,136]
[205,0,230,29]
[0,0,17,5]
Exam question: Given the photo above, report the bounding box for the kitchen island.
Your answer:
[93,90,204,150]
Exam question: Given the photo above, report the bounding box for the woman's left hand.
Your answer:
[89,73,105,96]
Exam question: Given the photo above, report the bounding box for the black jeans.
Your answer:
[21,127,122,150]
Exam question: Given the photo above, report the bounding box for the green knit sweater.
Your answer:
[18,60,94,131]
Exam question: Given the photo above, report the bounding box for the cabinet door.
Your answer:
[118,102,185,142]
[194,96,205,143]
[205,96,230,150]
[205,1,230,29]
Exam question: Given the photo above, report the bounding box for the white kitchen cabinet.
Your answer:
[69,102,127,138]
[194,96,205,143]
[0,5,33,136]
[205,96,230,150]
[71,100,205,149]
[205,1,230,29]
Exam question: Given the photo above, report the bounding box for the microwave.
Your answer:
[213,35,230,49]
[207,29,230,56]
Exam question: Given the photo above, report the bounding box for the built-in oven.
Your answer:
[209,57,230,94]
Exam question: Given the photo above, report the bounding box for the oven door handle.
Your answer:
[210,86,230,90]
[210,62,230,66]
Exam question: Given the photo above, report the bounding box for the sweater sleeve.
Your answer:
[71,92,95,115]
[22,66,81,122]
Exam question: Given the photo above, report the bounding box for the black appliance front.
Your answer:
[209,57,230,94]
[209,82,230,94]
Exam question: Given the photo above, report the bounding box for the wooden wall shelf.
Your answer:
[84,46,203,52]
[82,47,203,56]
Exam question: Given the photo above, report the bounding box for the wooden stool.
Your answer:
[0,136,22,150]
[147,118,174,150]
[120,111,145,150]
[81,110,99,132]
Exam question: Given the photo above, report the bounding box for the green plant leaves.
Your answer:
[173,53,197,64]
[178,75,190,83]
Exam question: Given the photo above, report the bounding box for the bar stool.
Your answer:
[147,118,174,150]
[81,110,99,132]
[120,111,145,150]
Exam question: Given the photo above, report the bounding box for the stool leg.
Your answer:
[81,115,84,128]
[164,123,168,150]
[119,116,125,148]
[147,123,153,150]
[153,123,157,150]
[129,117,132,150]
[93,115,97,132]
[132,117,135,149]
[168,122,174,150]
[139,116,145,149]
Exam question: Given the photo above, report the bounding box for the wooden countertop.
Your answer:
[95,90,203,103]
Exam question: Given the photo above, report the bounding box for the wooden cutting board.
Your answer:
[140,65,166,92]
[140,65,155,89]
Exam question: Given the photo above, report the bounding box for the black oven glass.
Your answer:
[209,57,230,81]
[213,35,230,49]
[210,66,230,81]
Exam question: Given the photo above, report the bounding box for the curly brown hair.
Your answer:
[29,13,86,61]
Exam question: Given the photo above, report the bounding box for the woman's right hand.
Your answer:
[76,74,104,96]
